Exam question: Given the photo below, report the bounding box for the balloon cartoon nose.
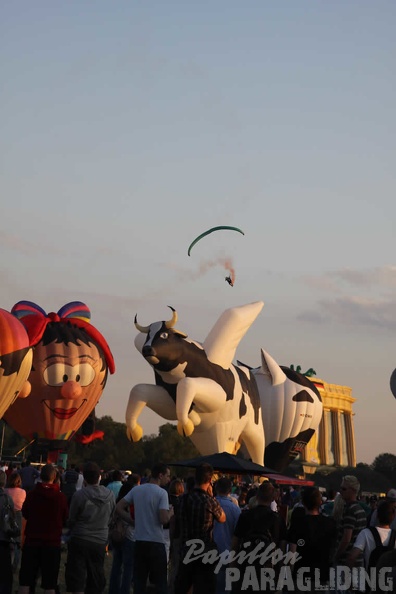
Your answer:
[61,381,83,399]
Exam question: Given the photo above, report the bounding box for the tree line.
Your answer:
[0,417,200,475]
[1,416,396,491]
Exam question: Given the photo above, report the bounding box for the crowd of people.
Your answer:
[0,458,396,594]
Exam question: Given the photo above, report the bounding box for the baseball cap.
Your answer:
[386,488,396,501]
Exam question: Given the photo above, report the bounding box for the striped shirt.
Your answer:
[338,501,367,564]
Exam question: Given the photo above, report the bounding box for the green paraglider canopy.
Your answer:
[187,226,245,256]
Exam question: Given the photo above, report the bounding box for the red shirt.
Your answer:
[22,482,68,547]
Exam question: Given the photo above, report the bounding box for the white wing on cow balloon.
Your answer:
[253,349,323,472]
[203,301,264,369]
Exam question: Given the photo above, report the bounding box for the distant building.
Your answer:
[301,378,356,473]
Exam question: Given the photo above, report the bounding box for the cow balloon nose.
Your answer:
[143,346,155,358]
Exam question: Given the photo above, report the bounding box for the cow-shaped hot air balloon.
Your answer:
[126,301,323,471]
[0,308,32,419]
[4,301,115,451]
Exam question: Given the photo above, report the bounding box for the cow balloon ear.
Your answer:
[173,329,188,338]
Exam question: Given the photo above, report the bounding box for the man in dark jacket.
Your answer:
[18,463,68,594]
[65,461,116,594]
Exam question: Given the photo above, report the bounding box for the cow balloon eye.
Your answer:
[160,332,168,339]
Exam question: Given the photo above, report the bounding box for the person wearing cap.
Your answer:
[333,475,367,567]
[369,489,396,530]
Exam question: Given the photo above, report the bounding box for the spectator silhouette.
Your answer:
[18,463,68,594]
[65,461,115,594]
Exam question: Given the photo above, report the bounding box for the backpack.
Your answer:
[367,527,396,569]
[238,507,275,565]
[0,493,21,539]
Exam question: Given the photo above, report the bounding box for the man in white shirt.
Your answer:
[116,462,173,594]
[347,499,396,569]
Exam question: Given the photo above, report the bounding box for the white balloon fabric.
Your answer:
[250,350,323,471]
[126,302,323,472]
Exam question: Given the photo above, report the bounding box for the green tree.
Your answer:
[371,453,396,484]
[140,423,199,471]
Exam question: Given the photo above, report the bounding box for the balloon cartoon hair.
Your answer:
[11,301,115,374]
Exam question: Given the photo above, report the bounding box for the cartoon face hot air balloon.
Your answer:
[251,350,323,472]
[4,301,115,443]
[0,308,32,419]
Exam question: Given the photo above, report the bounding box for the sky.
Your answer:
[1,1,395,465]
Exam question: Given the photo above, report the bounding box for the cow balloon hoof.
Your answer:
[189,410,201,426]
[177,419,194,437]
[126,424,143,442]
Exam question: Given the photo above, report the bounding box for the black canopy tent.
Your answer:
[168,451,315,486]
[168,451,277,475]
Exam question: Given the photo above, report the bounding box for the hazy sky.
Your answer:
[2,2,395,464]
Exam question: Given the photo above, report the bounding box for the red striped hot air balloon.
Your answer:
[0,308,32,419]
[4,301,115,446]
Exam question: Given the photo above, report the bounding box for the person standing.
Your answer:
[106,470,124,501]
[116,463,173,594]
[5,472,26,573]
[0,469,15,594]
[18,463,68,594]
[231,481,287,593]
[370,489,396,530]
[175,463,226,594]
[61,465,80,506]
[287,487,337,592]
[65,461,116,594]
[333,475,367,593]
[213,477,241,594]
[346,499,396,569]
[333,476,367,567]
[18,460,40,492]
[168,479,185,594]
[108,474,141,594]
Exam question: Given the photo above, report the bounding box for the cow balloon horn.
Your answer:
[134,315,150,334]
[165,306,177,329]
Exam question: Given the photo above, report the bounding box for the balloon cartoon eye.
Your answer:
[160,332,168,339]
[43,363,96,387]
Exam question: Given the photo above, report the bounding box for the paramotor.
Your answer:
[187,226,244,256]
